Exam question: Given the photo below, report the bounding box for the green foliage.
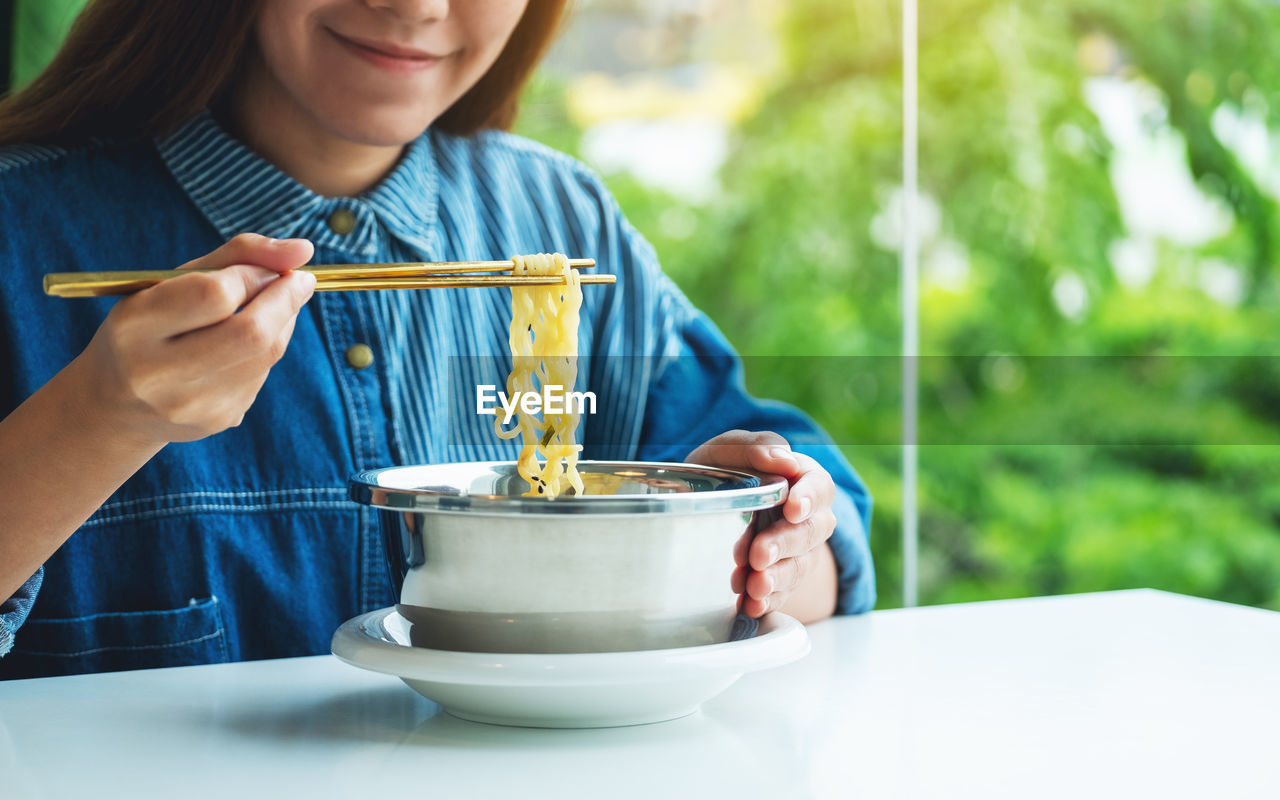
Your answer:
[10,0,88,89]
[520,0,1280,611]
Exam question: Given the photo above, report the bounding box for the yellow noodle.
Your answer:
[494,252,584,498]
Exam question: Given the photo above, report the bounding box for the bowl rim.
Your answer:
[348,460,787,516]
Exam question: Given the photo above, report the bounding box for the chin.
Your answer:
[320,102,442,148]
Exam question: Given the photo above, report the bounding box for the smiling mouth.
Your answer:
[327,28,445,72]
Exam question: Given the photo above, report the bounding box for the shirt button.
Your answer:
[345,344,374,369]
[327,208,357,235]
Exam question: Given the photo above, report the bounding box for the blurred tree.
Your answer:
[909,0,1280,609]
[9,0,86,90]
[523,0,1280,610]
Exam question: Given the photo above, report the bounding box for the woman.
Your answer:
[0,0,874,679]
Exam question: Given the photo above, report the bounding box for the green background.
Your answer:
[7,0,85,89]
[517,0,1280,610]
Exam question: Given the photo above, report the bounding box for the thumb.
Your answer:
[686,430,801,476]
[179,233,314,275]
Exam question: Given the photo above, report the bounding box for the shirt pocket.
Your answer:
[7,596,229,678]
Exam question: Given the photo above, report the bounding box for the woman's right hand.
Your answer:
[69,233,317,446]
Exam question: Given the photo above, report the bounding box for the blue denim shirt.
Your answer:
[0,111,875,678]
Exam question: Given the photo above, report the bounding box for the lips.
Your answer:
[328,29,444,73]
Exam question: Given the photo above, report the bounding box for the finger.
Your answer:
[733,524,753,568]
[731,564,748,594]
[156,294,307,433]
[686,430,801,476]
[229,305,303,377]
[135,264,296,337]
[176,357,275,433]
[743,561,807,619]
[177,233,315,274]
[140,234,312,333]
[170,270,316,368]
[749,509,836,571]
[782,454,836,525]
[272,309,302,364]
[120,264,286,339]
[747,555,808,600]
[741,593,775,619]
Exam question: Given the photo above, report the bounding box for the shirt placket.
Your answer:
[313,201,396,613]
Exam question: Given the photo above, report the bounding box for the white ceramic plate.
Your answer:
[331,607,810,728]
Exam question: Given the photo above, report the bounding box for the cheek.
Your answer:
[459,0,529,71]
[254,2,319,93]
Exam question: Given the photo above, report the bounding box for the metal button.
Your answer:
[345,344,374,369]
[327,208,357,235]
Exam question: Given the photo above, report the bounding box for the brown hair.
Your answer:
[0,0,567,148]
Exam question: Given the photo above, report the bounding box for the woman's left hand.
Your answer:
[687,430,837,619]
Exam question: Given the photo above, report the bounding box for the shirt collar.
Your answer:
[154,110,439,258]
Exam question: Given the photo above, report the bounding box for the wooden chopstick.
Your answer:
[43,259,604,298]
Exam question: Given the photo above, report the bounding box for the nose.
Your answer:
[365,0,449,23]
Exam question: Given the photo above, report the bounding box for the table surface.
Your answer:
[2,589,1277,799]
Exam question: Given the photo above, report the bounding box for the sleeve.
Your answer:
[0,567,43,656]
[636,291,876,615]
[578,172,875,615]
[0,177,48,654]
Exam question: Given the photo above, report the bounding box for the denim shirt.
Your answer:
[0,111,875,678]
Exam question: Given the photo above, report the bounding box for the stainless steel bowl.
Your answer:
[349,461,787,654]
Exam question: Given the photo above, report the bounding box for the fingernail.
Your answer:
[767,544,779,564]
[759,596,770,613]
[768,446,792,461]
[798,497,812,520]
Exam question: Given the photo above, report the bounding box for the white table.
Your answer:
[2,589,1277,799]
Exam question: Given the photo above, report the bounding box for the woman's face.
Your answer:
[253,0,529,146]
